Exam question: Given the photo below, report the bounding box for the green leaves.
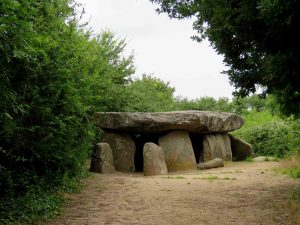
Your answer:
[126,74,175,112]
[151,0,300,116]
[0,1,135,223]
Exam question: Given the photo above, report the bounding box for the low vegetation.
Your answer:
[193,176,236,181]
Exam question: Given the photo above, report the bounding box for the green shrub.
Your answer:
[245,156,253,162]
[232,109,300,158]
[236,119,300,158]
[0,174,85,225]
[0,0,134,224]
[246,122,290,157]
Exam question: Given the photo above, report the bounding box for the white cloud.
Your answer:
[77,0,235,99]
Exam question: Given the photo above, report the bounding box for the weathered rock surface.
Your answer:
[158,130,197,172]
[252,156,278,162]
[202,134,232,161]
[90,143,115,174]
[143,142,168,176]
[93,111,244,133]
[221,134,232,161]
[197,158,224,170]
[229,135,253,161]
[102,132,135,172]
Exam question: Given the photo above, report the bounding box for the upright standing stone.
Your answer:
[159,130,197,172]
[220,134,232,161]
[102,132,135,172]
[202,134,232,161]
[90,143,115,174]
[202,134,217,161]
[143,142,168,176]
[229,135,253,161]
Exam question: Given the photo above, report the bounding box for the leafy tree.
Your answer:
[126,74,175,112]
[174,96,217,111]
[78,31,135,113]
[173,96,233,112]
[150,0,300,116]
[0,0,90,198]
[216,97,232,112]
[230,94,267,114]
[0,0,135,223]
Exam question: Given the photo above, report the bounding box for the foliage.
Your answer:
[0,173,86,225]
[276,155,300,178]
[234,116,300,157]
[126,74,175,112]
[150,0,300,116]
[0,0,134,224]
[245,156,253,162]
[80,31,135,113]
[173,94,269,114]
[235,110,280,132]
[283,166,300,178]
[174,96,217,111]
[230,95,267,114]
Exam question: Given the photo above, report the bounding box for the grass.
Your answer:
[275,155,300,178]
[219,169,243,174]
[280,166,300,178]
[161,176,186,179]
[284,189,300,224]
[193,176,237,181]
[199,175,219,181]
[232,111,281,138]
[161,175,238,182]
[264,156,280,162]
[245,156,253,162]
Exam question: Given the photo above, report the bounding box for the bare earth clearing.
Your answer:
[45,162,300,225]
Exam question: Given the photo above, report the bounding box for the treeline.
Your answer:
[128,74,273,115]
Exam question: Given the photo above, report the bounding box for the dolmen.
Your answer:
[91,111,252,176]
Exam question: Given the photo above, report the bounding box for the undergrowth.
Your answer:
[0,171,88,225]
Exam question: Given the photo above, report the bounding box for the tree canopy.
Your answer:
[126,74,175,112]
[150,0,300,116]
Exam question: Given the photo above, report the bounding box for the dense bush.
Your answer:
[234,115,300,157]
[243,121,290,157]
[0,0,134,224]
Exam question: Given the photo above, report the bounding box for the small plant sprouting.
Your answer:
[245,157,253,162]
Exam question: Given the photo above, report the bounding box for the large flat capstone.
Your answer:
[93,111,244,133]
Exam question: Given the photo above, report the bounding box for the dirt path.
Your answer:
[45,162,300,225]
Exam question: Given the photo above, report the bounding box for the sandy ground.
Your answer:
[45,161,300,225]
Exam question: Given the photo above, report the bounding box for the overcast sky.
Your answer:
[77,0,235,99]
